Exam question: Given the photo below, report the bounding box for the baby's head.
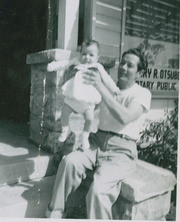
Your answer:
[80,39,100,65]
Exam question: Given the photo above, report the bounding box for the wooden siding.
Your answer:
[96,2,122,20]
[98,0,123,8]
[99,43,120,57]
[125,0,179,43]
[94,0,125,58]
[96,27,121,45]
[96,14,122,32]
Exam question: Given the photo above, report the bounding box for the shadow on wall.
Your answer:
[0,0,48,122]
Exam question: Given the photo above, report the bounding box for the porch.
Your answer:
[0,119,176,220]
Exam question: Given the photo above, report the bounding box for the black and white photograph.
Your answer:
[0,0,179,221]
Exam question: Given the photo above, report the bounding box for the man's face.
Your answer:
[118,53,140,89]
[80,44,99,64]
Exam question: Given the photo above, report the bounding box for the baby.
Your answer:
[47,39,119,149]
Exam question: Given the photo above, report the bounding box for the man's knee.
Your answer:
[61,153,79,169]
[87,181,105,200]
[61,152,86,178]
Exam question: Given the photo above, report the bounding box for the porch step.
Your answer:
[0,176,55,218]
[0,120,55,186]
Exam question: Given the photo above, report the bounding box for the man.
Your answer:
[46,48,151,219]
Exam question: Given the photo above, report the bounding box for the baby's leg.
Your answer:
[58,104,73,142]
[81,109,95,149]
[84,109,94,132]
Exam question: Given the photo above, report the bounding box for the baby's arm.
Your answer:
[47,57,79,72]
[96,63,120,94]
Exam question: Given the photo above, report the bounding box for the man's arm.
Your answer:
[83,70,144,125]
[96,64,119,94]
[97,82,143,124]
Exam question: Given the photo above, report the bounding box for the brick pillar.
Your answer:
[26,49,77,153]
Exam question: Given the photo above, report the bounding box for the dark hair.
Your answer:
[81,39,100,52]
[122,48,148,72]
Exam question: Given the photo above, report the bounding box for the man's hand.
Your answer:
[83,69,103,89]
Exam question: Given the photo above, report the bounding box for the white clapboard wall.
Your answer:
[84,0,127,58]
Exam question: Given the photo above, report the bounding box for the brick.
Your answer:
[31,66,65,87]
[30,85,64,119]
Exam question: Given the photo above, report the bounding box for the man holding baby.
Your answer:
[46,45,151,220]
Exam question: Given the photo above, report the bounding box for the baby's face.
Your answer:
[80,44,99,64]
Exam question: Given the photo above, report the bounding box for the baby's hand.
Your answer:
[47,63,54,72]
[47,60,70,72]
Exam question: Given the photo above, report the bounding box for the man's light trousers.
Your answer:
[47,133,136,219]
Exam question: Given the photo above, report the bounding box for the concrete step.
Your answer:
[0,176,55,218]
[0,120,55,186]
[0,174,89,219]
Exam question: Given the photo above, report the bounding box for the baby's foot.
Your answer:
[58,127,69,142]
